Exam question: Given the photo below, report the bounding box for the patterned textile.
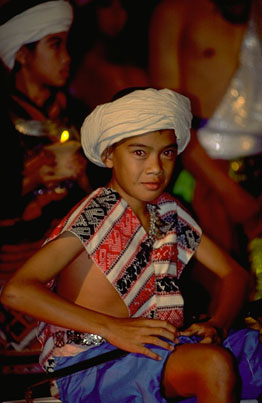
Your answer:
[38,187,201,366]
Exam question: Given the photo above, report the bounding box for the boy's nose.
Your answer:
[62,47,71,65]
[146,156,163,175]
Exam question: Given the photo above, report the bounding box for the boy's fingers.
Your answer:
[147,326,177,341]
[137,342,175,361]
[140,319,177,334]
[179,329,193,337]
[139,346,163,361]
[199,336,213,344]
[146,336,175,352]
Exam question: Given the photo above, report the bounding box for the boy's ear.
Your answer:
[15,46,29,65]
[101,147,114,168]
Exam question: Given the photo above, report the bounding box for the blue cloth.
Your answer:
[223,328,262,399]
[53,329,262,402]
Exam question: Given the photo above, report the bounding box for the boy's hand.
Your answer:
[179,322,224,345]
[104,317,178,361]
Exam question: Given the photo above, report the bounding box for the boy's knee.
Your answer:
[198,346,240,400]
[202,346,237,382]
[163,344,239,399]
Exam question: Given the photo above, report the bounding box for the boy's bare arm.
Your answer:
[187,234,250,337]
[1,233,177,360]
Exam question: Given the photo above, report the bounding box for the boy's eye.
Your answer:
[163,149,176,158]
[49,39,62,50]
[134,150,146,157]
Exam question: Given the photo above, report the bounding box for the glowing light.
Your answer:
[215,142,221,150]
[60,130,70,143]
[231,161,240,171]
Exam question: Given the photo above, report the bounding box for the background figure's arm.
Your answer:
[194,234,250,331]
[182,130,262,240]
[148,0,184,91]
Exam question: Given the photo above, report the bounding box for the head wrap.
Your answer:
[0,1,73,70]
[81,88,192,167]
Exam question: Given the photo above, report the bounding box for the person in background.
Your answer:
[0,0,91,370]
[68,0,151,110]
[149,0,262,312]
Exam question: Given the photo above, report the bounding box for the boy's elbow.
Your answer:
[231,265,251,299]
[1,280,24,310]
[236,263,250,285]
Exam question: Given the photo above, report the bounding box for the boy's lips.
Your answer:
[142,182,162,190]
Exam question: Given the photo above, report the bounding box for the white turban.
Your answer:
[0,1,73,70]
[81,88,192,167]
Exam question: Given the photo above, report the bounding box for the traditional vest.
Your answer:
[39,187,201,366]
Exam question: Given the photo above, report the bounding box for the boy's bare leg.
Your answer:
[162,343,240,403]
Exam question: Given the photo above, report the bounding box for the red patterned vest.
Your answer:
[39,187,201,366]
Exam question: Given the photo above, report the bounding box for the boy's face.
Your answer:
[104,129,177,208]
[21,31,71,87]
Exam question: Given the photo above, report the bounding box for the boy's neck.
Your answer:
[15,70,51,108]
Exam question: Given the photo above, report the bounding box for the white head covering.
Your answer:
[81,88,192,167]
[0,1,73,70]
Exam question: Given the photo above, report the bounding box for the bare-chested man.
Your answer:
[149,0,262,298]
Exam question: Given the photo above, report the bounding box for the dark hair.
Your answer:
[111,86,150,101]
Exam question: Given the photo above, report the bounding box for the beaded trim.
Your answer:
[147,204,164,242]
[54,330,106,348]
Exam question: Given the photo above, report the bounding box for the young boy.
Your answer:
[1,88,261,402]
[0,0,90,277]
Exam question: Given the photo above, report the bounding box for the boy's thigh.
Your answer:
[162,343,237,399]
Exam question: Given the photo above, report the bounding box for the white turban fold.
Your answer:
[81,88,192,167]
[0,1,73,70]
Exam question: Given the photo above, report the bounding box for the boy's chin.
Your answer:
[142,192,164,203]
